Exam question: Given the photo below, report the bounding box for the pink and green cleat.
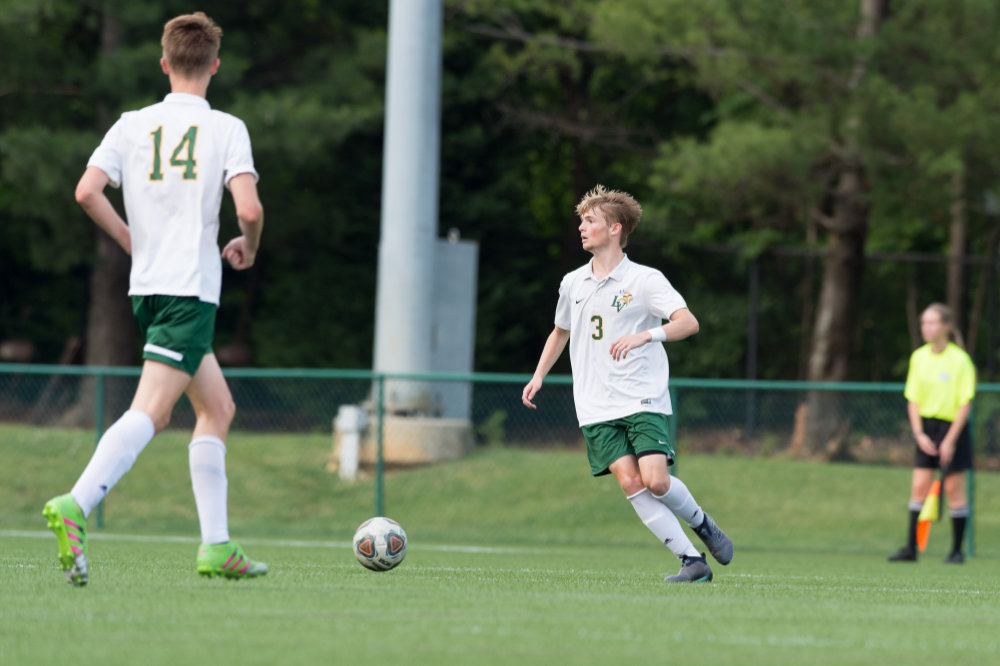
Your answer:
[42,494,89,587]
[196,541,268,579]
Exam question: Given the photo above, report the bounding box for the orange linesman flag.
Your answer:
[915,480,941,552]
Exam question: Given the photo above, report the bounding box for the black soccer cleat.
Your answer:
[888,546,917,562]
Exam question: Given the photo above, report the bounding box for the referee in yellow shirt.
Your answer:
[889,303,976,564]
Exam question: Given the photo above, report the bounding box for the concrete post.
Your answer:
[372,0,443,414]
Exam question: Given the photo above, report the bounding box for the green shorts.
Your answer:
[581,412,675,477]
[132,295,217,376]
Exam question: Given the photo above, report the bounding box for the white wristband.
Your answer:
[646,327,667,342]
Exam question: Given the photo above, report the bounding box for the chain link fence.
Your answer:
[2,365,998,467]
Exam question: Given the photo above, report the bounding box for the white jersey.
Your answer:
[554,255,687,426]
[87,93,258,305]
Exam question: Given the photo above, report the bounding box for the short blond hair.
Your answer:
[575,185,642,248]
[162,12,222,77]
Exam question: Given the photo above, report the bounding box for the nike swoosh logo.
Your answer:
[575,298,584,304]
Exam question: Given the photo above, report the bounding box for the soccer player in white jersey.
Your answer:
[521,185,733,582]
[42,12,267,585]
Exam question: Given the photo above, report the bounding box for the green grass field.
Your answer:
[2,424,998,665]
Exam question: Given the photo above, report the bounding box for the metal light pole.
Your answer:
[372,0,443,414]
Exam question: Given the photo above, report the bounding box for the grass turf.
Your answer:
[3,537,997,665]
[2,423,999,664]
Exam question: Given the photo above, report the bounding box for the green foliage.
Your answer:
[651,120,825,238]
[0,1,391,367]
[0,128,99,271]
[595,0,1000,380]
[440,0,715,371]
[2,1,999,381]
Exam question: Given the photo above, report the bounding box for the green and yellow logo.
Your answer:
[611,291,633,312]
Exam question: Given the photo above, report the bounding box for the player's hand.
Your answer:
[938,440,956,467]
[915,432,938,457]
[222,236,257,270]
[521,378,543,409]
[609,333,647,361]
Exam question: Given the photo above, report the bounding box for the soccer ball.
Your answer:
[352,516,407,571]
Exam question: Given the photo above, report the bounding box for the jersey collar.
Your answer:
[164,92,211,108]
[587,254,630,282]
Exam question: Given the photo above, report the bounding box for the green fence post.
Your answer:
[94,371,105,529]
[670,385,679,474]
[967,468,975,557]
[968,401,975,557]
[375,373,385,517]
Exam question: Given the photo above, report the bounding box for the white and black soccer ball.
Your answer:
[352,516,407,571]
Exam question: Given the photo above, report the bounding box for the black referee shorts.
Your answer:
[914,416,973,471]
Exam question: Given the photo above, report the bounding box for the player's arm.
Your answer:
[521,326,570,409]
[938,401,971,467]
[75,166,131,255]
[221,172,264,270]
[609,307,700,361]
[661,307,699,341]
[941,357,976,467]
[908,400,937,456]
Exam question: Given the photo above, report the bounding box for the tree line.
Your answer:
[2,1,999,450]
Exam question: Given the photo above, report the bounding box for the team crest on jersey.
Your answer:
[611,291,633,312]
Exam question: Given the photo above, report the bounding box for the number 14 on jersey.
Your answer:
[149,125,198,181]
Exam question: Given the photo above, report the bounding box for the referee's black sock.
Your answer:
[906,504,921,551]
[950,509,969,554]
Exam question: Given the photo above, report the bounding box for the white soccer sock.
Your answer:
[70,410,155,518]
[189,436,230,545]
[654,475,705,528]
[950,505,970,518]
[627,489,699,559]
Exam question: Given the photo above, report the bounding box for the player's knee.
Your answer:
[646,477,671,496]
[152,411,172,432]
[618,473,645,496]
[217,396,236,426]
[199,395,235,427]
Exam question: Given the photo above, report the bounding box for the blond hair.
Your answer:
[161,12,222,77]
[575,185,642,248]
[923,302,965,348]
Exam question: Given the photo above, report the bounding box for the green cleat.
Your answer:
[42,494,88,587]
[197,541,268,579]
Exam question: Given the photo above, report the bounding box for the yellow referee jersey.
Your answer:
[903,342,976,422]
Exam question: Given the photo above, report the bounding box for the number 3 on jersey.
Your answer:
[149,126,198,181]
[590,315,603,340]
